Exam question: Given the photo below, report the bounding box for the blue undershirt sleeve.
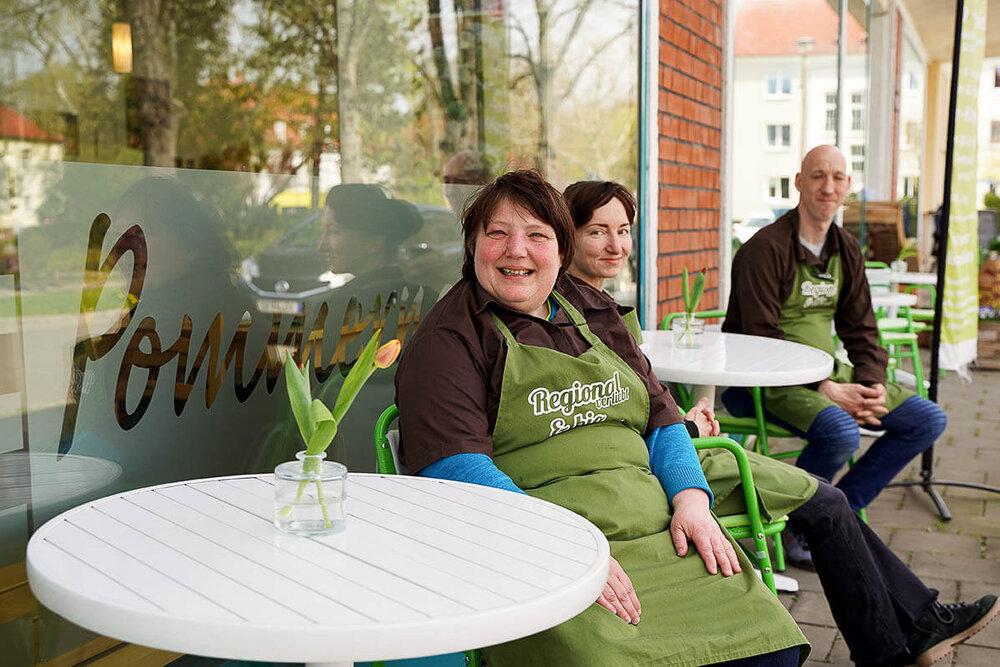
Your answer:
[646,423,714,508]
[417,453,526,495]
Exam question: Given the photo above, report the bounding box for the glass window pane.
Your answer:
[0,0,640,602]
[732,0,868,221]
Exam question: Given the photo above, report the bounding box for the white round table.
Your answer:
[871,292,918,318]
[27,473,609,667]
[639,330,833,388]
[884,271,937,285]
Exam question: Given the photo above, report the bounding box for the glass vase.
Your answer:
[672,315,705,349]
[274,451,348,536]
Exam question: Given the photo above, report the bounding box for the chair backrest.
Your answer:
[659,309,727,330]
[374,404,409,475]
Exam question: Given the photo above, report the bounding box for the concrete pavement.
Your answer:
[770,363,1000,665]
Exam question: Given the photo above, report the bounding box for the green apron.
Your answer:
[620,315,816,523]
[762,257,912,433]
[621,305,643,345]
[482,291,808,667]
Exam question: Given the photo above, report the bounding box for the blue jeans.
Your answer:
[721,390,947,510]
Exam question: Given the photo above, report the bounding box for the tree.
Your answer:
[121,0,234,166]
[508,0,634,175]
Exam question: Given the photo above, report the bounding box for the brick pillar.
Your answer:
[656,0,724,325]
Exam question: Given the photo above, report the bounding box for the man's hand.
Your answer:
[685,397,721,437]
[669,488,741,577]
[596,556,642,624]
[818,380,888,426]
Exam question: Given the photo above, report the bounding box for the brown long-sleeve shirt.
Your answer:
[394,273,683,473]
[722,207,887,386]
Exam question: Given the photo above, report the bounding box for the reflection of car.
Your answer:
[240,203,461,315]
[733,211,776,244]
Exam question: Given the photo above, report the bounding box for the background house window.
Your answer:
[825,93,836,132]
[850,93,864,131]
[766,124,791,147]
[995,66,1000,87]
[768,177,790,199]
[992,120,1000,144]
[850,144,865,175]
[766,73,791,97]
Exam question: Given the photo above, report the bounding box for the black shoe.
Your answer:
[906,595,999,666]
[781,529,815,572]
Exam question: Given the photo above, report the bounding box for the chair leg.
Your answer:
[751,528,777,595]
[910,342,927,398]
[750,386,771,457]
[847,453,869,524]
[735,537,777,595]
[771,531,786,572]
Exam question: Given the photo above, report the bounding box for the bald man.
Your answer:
[723,145,947,549]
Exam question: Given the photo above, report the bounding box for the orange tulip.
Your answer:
[374,339,402,369]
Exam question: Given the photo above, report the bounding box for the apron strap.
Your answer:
[486,289,606,351]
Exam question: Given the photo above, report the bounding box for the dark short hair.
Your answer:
[562,181,636,229]
[460,170,575,282]
[324,183,422,246]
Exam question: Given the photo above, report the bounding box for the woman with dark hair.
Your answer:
[561,178,999,667]
[563,180,641,339]
[319,183,422,282]
[395,169,809,666]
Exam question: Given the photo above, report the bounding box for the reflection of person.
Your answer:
[442,149,493,217]
[318,183,422,285]
[396,170,808,666]
[722,146,947,515]
[309,183,439,471]
[563,178,999,667]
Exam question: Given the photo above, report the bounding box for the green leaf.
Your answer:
[689,271,705,314]
[681,266,691,313]
[305,399,338,455]
[332,329,383,423]
[310,398,335,425]
[284,350,314,444]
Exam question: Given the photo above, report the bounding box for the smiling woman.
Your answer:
[473,200,563,318]
[395,170,809,667]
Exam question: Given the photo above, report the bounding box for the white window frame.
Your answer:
[766,176,790,200]
[765,124,791,149]
[765,73,792,98]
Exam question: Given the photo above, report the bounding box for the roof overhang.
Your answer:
[832,0,1000,62]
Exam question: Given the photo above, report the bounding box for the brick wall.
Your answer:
[656,0,724,325]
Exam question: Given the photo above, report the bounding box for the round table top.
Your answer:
[884,271,937,285]
[0,452,122,511]
[640,330,833,387]
[871,292,918,308]
[27,473,609,664]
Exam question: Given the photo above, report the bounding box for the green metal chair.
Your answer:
[376,405,786,595]
[691,436,788,594]
[374,404,483,667]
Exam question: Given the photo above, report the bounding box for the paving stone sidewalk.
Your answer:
[768,363,1000,666]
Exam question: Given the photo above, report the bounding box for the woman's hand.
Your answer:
[684,397,720,437]
[669,488,741,577]
[596,556,642,624]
